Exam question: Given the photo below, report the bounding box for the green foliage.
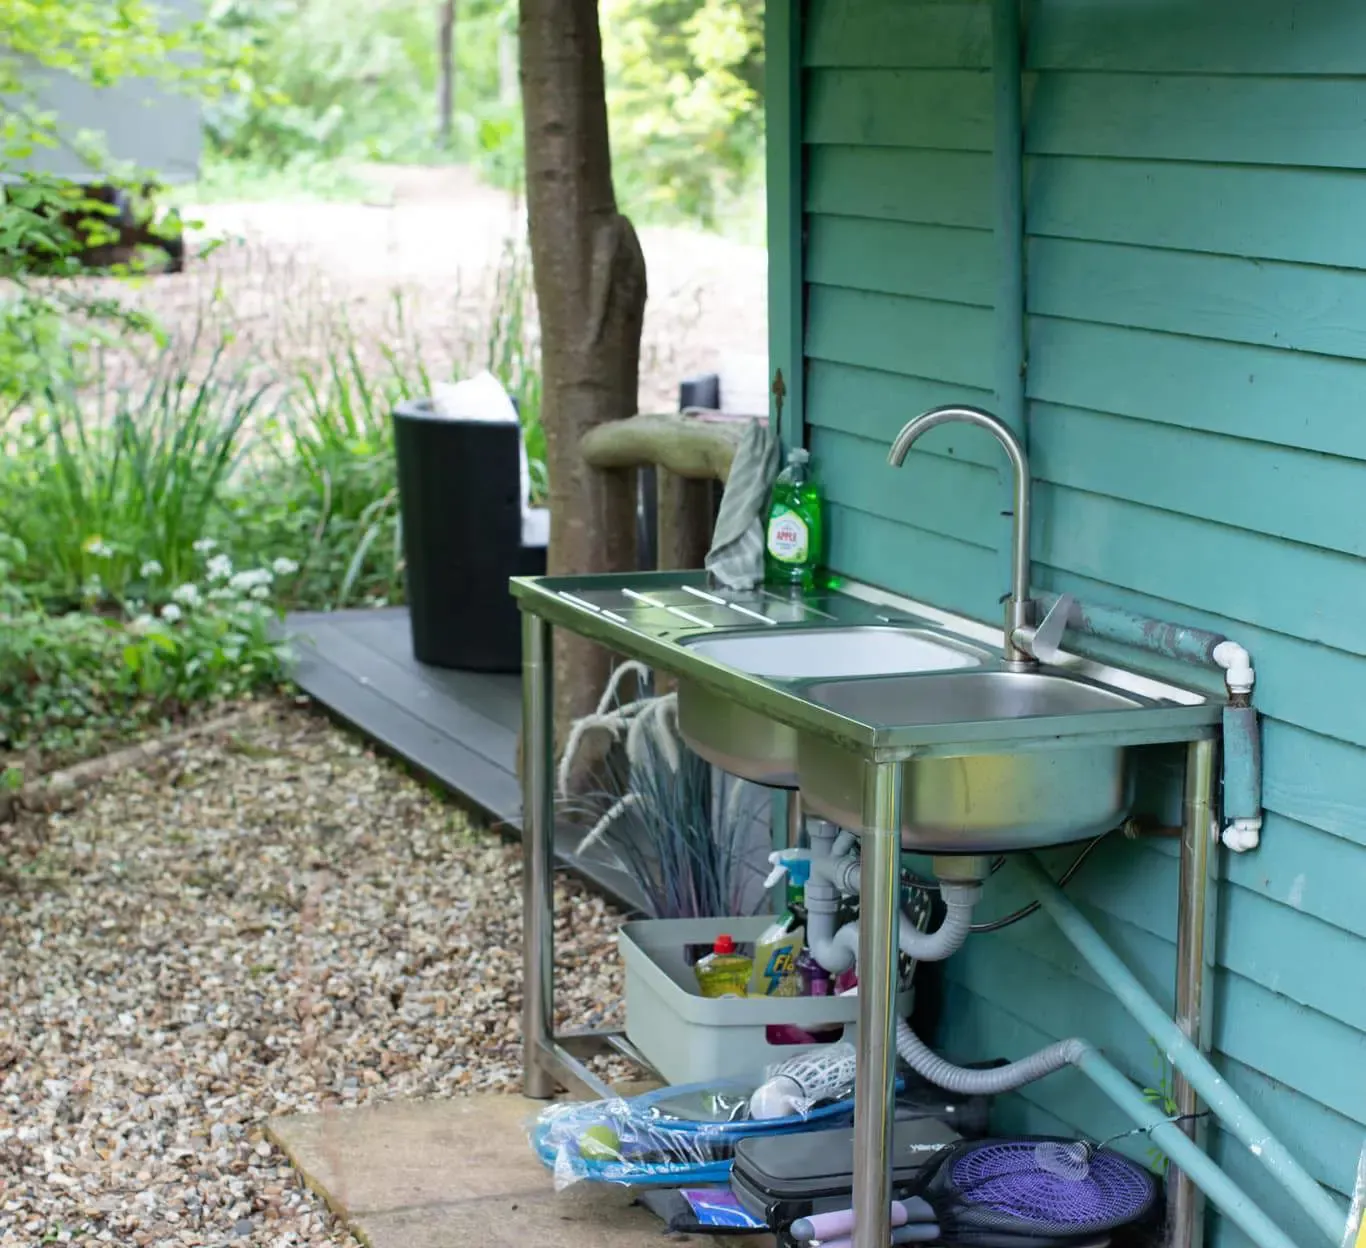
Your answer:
[0,341,265,605]
[202,0,522,169]
[223,335,418,610]
[0,0,195,93]
[1141,1041,1180,1176]
[203,0,444,165]
[185,149,384,204]
[601,0,764,228]
[0,0,232,407]
[200,0,764,232]
[0,235,544,764]
[0,545,292,762]
[485,236,547,499]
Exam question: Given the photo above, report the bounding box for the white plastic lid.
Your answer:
[788,447,810,464]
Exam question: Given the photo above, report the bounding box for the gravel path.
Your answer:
[0,701,626,1247]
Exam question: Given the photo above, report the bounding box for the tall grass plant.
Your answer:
[558,662,761,919]
[1,236,547,762]
[0,336,269,605]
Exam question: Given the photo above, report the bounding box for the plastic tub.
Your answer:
[619,916,914,1086]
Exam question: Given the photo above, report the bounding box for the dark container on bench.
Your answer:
[393,397,547,673]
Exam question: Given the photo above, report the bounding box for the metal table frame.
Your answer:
[519,605,1221,1248]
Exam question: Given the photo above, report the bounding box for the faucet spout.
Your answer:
[888,405,1035,665]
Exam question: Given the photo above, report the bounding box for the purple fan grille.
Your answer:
[948,1142,1154,1232]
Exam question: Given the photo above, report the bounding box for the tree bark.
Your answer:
[519,0,648,772]
[437,0,457,149]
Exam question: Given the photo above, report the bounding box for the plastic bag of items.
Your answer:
[530,1042,878,1190]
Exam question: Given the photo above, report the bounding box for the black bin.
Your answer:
[393,397,547,672]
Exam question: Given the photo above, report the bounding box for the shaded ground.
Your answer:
[0,702,625,1247]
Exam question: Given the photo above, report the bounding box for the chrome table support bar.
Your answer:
[520,610,638,1102]
[851,761,904,1248]
[521,610,558,1099]
[1170,738,1219,1248]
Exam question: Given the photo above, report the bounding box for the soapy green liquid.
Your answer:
[764,475,824,590]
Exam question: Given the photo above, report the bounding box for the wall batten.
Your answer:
[991,0,1027,596]
[767,0,805,450]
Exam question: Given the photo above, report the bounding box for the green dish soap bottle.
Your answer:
[764,447,824,590]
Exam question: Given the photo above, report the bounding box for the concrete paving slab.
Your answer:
[357,1184,667,1248]
[268,1092,765,1248]
[268,1096,547,1217]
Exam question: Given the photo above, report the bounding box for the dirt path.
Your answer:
[84,164,768,413]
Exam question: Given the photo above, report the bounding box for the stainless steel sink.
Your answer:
[810,670,1140,724]
[509,569,1221,852]
[797,670,1145,853]
[684,627,983,680]
[676,627,987,787]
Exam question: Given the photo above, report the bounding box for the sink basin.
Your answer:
[513,569,1222,853]
[684,628,981,680]
[676,627,986,787]
[811,670,1140,724]
[797,671,1143,853]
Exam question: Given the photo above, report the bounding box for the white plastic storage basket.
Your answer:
[619,915,914,1086]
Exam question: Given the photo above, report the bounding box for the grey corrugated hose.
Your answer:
[705,418,780,590]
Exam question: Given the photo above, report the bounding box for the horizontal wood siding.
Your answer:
[803,0,1002,621]
[799,1,1366,1243]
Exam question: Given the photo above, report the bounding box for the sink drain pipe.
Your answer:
[887,850,1344,1247]
[892,1020,1301,1248]
[1015,853,1346,1246]
[821,826,1325,1248]
[777,821,983,974]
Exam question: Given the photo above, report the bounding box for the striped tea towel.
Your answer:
[705,417,780,590]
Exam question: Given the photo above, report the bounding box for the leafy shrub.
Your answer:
[601,0,764,228]
[0,0,237,400]
[0,542,292,763]
[221,339,418,609]
[218,252,545,612]
[203,0,450,166]
[201,0,763,233]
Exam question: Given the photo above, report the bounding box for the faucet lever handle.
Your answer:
[1030,594,1078,664]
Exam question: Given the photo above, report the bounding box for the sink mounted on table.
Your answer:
[508,569,1222,856]
[795,669,1147,854]
[676,625,989,787]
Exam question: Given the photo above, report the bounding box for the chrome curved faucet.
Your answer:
[888,405,1037,666]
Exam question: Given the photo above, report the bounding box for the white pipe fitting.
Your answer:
[1213,639,1260,852]
[805,883,982,974]
[1223,816,1262,853]
[1213,640,1255,695]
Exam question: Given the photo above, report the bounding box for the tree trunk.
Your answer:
[519,0,648,773]
[437,0,457,149]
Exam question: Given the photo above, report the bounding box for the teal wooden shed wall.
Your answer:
[784,1,1366,1243]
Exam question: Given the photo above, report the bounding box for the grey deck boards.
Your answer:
[286,607,643,911]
